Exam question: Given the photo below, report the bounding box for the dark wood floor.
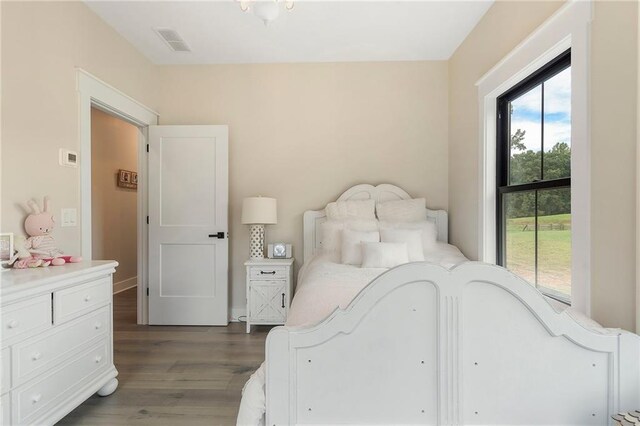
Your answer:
[59,288,271,425]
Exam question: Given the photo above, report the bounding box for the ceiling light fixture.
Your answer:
[239,0,294,25]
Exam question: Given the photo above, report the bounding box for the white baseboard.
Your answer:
[113,277,137,294]
[230,307,247,322]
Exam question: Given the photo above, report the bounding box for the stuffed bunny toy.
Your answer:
[10,235,49,268]
[19,196,82,267]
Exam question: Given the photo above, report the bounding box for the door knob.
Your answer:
[208,232,226,239]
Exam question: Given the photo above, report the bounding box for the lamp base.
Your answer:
[249,224,265,260]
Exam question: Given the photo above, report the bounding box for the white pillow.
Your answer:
[319,219,378,262]
[361,242,409,268]
[380,229,425,262]
[379,220,437,253]
[341,229,380,265]
[325,199,376,221]
[376,198,426,222]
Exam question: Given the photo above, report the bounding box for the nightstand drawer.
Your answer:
[249,266,288,280]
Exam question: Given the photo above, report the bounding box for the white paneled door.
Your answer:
[148,125,229,325]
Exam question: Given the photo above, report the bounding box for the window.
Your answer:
[496,49,571,303]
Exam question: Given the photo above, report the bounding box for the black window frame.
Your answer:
[496,48,571,303]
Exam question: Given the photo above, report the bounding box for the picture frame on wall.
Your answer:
[118,169,137,190]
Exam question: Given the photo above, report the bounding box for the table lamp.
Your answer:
[242,197,277,259]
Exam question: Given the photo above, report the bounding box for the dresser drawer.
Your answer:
[249,266,288,280]
[1,393,10,426]
[54,277,111,324]
[1,347,10,394]
[11,338,109,425]
[13,307,109,386]
[2,294,51,347]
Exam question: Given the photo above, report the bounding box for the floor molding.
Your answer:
[113,277,137,294]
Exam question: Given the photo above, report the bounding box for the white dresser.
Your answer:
[245,258,294,333]
[0,261,119,425]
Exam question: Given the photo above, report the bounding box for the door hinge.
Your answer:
[146,144,149,153]
[146,288,149,296]
[146,216,149,225]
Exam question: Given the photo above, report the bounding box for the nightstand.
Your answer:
[245,258,294,333]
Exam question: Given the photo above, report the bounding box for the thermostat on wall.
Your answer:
[59,149,78,168]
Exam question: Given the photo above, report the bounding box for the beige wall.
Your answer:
[589,1,638,331]
[91,108,138,290]
[448,0,639,331]
[157,62,450,313]
[1,1,158,254]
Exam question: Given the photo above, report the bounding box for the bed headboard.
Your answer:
[303,184,448,263]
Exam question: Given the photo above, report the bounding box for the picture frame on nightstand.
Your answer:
[268,243,292,259]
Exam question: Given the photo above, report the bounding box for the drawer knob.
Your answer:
[31,352,42,361]
[7,319,19,329]
[84,295,91,302]
[94,355,103,363]
[95,322,102,330]
[260,270,276,275]
[32,394,41,404]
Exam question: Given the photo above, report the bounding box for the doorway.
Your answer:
[91,107,139,317]
[78,69,159,324]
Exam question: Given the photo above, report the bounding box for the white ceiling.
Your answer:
[85,1,493,65]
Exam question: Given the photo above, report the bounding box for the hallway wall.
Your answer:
[91,108,138,292]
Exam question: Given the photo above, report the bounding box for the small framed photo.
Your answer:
[119,170,131,183]
[117,169,137,190]
[0,233,14,267]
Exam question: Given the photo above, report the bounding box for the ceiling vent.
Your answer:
[154,28,191,52]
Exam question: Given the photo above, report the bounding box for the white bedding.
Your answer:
[236,243,467,425]
[288,243,466,327]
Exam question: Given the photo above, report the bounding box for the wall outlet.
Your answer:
[60,208,77,227]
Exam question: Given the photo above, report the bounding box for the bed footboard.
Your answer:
[265,262,640,425]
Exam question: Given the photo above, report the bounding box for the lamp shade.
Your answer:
[241,197,277,225]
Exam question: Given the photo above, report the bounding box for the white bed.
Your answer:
[238,184,640,426]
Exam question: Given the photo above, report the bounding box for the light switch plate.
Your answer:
[60,208,77,227]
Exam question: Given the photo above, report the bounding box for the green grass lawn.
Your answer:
[505,213,571,296]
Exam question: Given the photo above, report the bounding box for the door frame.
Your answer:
[77,68,159,324]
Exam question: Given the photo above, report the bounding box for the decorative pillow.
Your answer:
[341,229,380,265]
[379,220,437,253]
[325,199,376,221]
[320,220,378,262]
[380,229,425,262]
[376,198,426,222]
[361,242,409,268]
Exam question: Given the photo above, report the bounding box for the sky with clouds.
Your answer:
[510,67,571,152]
